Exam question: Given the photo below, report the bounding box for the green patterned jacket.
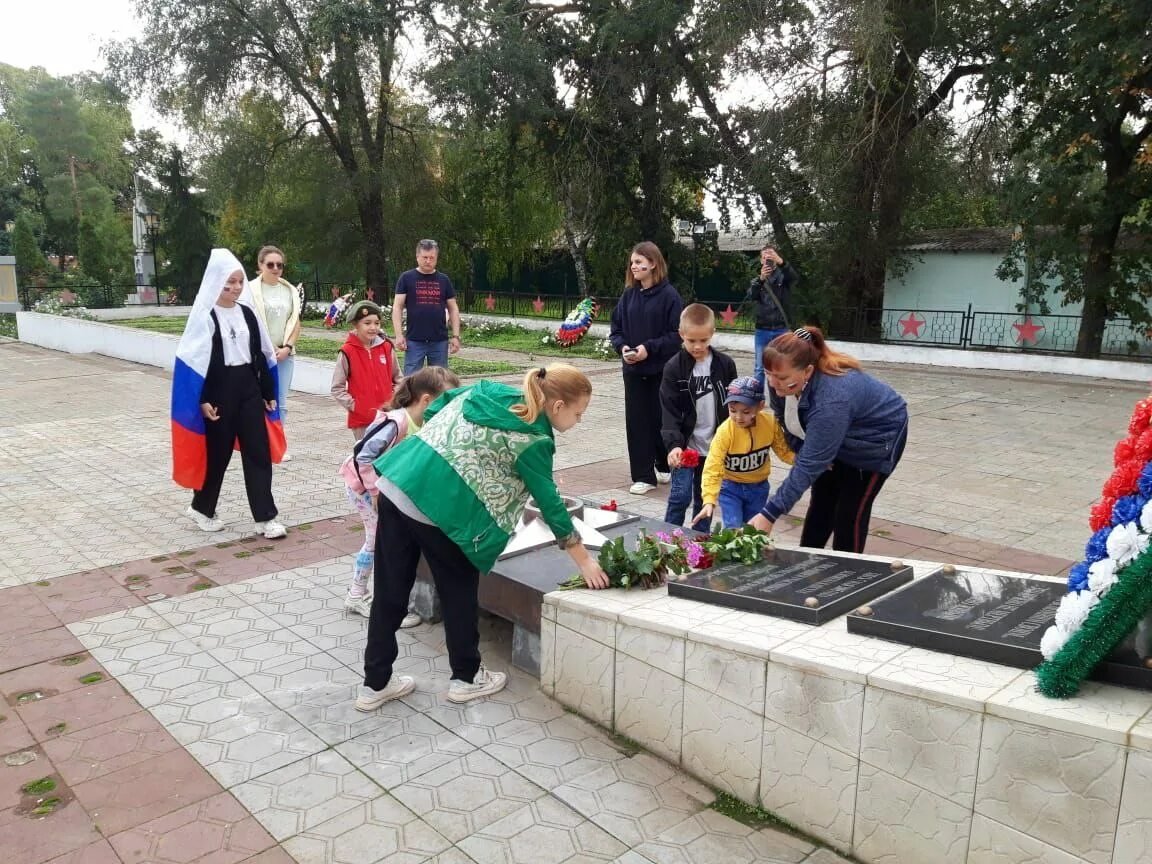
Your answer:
[373,380,576,572]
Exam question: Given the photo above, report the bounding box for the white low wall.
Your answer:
[466,313,1152,382]
[543,557,1152,864]
[15,311,335,395]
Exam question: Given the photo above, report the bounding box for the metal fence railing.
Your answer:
[17,283,1152,361]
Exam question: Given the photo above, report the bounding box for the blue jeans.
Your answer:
[403,339,449,376]
[753,328,788,388]
[276,354,294,420]
[664,466,710,534]
[718,479,771,529]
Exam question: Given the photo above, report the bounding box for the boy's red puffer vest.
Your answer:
[340,333,395,428]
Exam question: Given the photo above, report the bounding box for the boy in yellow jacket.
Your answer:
[694,376,794,529]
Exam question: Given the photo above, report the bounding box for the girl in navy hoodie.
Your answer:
[608,242,684,494]
[749,326,909,552]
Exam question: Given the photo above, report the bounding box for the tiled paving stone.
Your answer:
[183,707,328,790]
[43,838,123,864]
[0,628,86,676]
[147,678,283,746]
[550,753,716,849]
[0,711,36,756]
[16,680,140,744]
[231,750,384,841]
[71,747,223,836]
[68,606,171,652]
[481,711,632,792]
[108,790,277,864]
[236,847,299,864]
[335,713,476,791]
[244,652,359,711]
[0,585,62,639]
[283,794,452,864]
[632,809,815,864]
[425,850,481,864]
[802,850,854,863]
[390,749,548,844]
[272,678,412,747]
[0,653,107,706]
[455,795,629,864]
[42,709,183,786]
[0,747,61,811]
[28,571,143,626]
[0,797,106,864]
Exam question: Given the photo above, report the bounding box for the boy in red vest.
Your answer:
[330,301,402,440]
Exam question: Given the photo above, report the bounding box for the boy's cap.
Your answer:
[347,300,383,322]
[724,376,765,406]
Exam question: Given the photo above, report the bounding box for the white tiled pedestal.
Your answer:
[542,557,1152,864]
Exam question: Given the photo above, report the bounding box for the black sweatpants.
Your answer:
[364,495,481,689]
[192,365,277,522]
[623,372,668,485]
[800,462,891,553]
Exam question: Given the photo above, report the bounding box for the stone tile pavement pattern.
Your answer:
[1,334,1149,863]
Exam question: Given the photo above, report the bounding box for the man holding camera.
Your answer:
[746,244,799,387]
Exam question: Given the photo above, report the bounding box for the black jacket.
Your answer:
[201,305,276,406]
[609,278,684,376]
[745,262,799,330]
[659,347,739,452]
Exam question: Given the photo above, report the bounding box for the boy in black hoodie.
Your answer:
[659,303,738,533]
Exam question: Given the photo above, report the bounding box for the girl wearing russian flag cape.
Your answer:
[171,249,287,539]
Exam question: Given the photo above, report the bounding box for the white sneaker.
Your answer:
[280,449,293,463]
[256,520,287,539]
[185,505,223,533]
[656,471,671,484]
[629,481,656,495]
[400,611,422,629]
[447,665,507,703]
[344,592,372,617]
[355,676,415,712]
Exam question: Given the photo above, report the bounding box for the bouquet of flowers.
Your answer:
[679,449,701,468]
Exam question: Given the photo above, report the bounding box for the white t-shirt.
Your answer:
[689,355,716,452]
[214,304,252,366]
[261,281,293,347]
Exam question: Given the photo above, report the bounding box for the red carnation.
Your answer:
[1134,428,1152,461]
[601,500,618,512]
[681,449,701,468]
[1129,399,1152,436]
[1090,497,1117,531]
[1115,438,1137,467]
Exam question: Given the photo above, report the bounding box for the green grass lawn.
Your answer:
[115,316,518,377]
[461,320,613,360]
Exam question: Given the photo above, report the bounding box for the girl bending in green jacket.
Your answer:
[356,363,609,711]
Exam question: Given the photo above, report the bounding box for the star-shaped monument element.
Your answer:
[1012,316,1045,345]
[484,294,496,311]
[719,304,739,326]
[532,296,546,314]
[366,287,375,301]
[58,289,77,305]
[898,312,925,338]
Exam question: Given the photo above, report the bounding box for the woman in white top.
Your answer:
[248,245,303,460]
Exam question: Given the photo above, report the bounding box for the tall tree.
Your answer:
[109,0,427,294]
[159,147,214,297]
[984,0,1152,357]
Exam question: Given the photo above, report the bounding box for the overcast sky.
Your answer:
[3,0,176,135]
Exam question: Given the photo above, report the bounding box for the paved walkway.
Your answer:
[0,333,1146,864]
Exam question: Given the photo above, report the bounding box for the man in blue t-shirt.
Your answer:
[391,239,461,375]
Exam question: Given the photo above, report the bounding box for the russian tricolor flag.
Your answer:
[171,249,286,490]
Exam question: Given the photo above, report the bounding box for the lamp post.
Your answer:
[677,219,718,298]
[142,210,160,303]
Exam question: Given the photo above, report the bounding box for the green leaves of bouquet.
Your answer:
[557,525,772,591]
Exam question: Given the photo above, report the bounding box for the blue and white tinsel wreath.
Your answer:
[1039,496,1152,659]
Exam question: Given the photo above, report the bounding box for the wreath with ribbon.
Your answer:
[1036,394,1152,697]
[556,296,599,347]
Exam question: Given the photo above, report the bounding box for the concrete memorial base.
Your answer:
[542,552,1152,864]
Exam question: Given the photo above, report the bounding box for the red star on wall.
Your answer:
[1012,316,1045,345]
[532,296,546,314]
[484,294,496,311]
[366,288,375,301]
[898,312,926,338]
[59,289,77,305]
[719,304,739,326]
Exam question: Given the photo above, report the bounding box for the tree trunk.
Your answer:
[571,240,591,297]
[355,180,389,301]
[1076,214,1124,358]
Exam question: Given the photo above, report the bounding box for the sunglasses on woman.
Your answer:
[265,261,284,270]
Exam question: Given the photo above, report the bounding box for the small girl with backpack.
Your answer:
[338,366,460,621]
[330,301,402,440]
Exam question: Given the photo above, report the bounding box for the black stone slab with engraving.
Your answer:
[667,548,914,624]
[846,570,1152,690]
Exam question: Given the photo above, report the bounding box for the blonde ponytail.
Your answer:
[512,364,592,424]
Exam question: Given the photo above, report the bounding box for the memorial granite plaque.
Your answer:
[846,569,1152,690]
[667,547,914,624]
